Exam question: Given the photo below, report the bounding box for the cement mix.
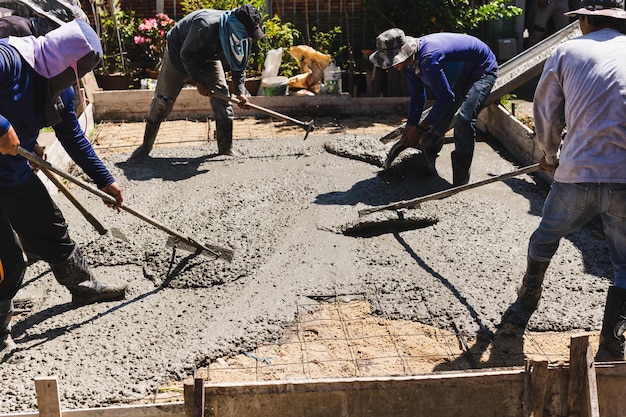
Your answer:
[0,128,612,412]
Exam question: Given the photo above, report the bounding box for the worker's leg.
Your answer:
[452,69,497,185]
[5,175,126,305]
[596,183,626,361]
[205,61,238,156]
[130,49,188,159]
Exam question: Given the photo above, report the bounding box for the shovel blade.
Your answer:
[166,236,234,262]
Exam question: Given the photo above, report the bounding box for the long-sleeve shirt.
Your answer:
[166,9,246,95]
[404,33,498,126]
[533,28,626,183]
[0,41,114,188]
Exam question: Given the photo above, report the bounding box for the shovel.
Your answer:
[17,146,234,262]
[358,163,540,217]
[210,91,316,140]
[39,166,108,235]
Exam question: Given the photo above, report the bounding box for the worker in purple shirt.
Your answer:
[370,29,498,186]
[0,19,127,356]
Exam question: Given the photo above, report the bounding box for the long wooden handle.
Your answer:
[40,166,108,235]
[17,146,231,260]
[358,163,540,217]
[211,91,314,128]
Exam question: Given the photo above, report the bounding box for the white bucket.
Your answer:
[261,76,289,96]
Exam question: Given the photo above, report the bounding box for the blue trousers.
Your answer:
[529,182,626,288]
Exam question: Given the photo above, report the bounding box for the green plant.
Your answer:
[363,0,521,36]
[180,0,265,15]
[459,0,523,32]
[253,14,301,78]
[93,0,137,75]
[133,13,177,70]
[310,25,345,58]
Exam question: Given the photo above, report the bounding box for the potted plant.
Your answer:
[133,13,176,78]
[92,0,139,89]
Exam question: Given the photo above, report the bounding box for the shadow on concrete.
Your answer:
[315,155,452,208]
[115,154,214,182]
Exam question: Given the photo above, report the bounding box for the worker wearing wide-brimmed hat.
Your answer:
[370,28,498,186]
[501,0,626,362]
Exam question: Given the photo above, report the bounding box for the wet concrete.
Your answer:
[1,127,612,412]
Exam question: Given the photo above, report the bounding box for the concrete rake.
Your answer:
[18,146,234,262]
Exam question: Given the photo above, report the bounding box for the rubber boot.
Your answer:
[451,151,473,186]
[0,299,16,356]
[499,256,550,328]
[130,120,161,159]
[215,120,239,156]
[595,285,626,362]
[419,133,444,176]
[50,246,127,306]
[517,256,550,310]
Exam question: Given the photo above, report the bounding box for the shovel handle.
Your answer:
[40,166,108,235]
[211,91,314,131]
[359,163,540,217]
[17,146,231,260]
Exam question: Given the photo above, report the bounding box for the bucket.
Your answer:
[261,76,289,96]
[323,61,342,95]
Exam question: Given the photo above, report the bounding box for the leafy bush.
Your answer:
[364,0,521,37]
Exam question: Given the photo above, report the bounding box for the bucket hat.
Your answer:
[369,28,418,70]
[564,0,626,19]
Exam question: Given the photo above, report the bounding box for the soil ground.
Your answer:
[0,110,613,412]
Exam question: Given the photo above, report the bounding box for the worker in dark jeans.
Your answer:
[130,4,264,159]
[0,19,127,356]
[501,0,626,361]
[370,28,498,186]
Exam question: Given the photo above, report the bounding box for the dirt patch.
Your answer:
[1,117,612,412]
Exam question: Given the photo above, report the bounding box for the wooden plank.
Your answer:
[183,382,194,417]
[91,91,411,122]
[2,364,626,417]
[567,334,600,417]
[524,359,549,417]
[201,371,526,417]
[193,379,204,417]
[35,378,62,417]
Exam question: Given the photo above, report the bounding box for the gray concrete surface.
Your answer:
[0,125,613,412]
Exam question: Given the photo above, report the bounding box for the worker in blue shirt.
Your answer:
[370,29,498,186]
[0,19,127,355]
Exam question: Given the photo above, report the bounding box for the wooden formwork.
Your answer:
[2,334,625,417]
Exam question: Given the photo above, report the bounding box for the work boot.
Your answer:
[215,120,240,156]
[595,285,626,362]
[517,256,550,310]
[130,120,161,159]
[499,256,550,328]
[50,246,127,306]
[419,132,444,176]
[451,151,473,186]
[0,299,16,356]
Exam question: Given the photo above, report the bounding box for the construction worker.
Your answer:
[370,29,498,186]
[129,4,264,159]
[527,0,573,46]
[0,19,127,356]
[501,0,626,361]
